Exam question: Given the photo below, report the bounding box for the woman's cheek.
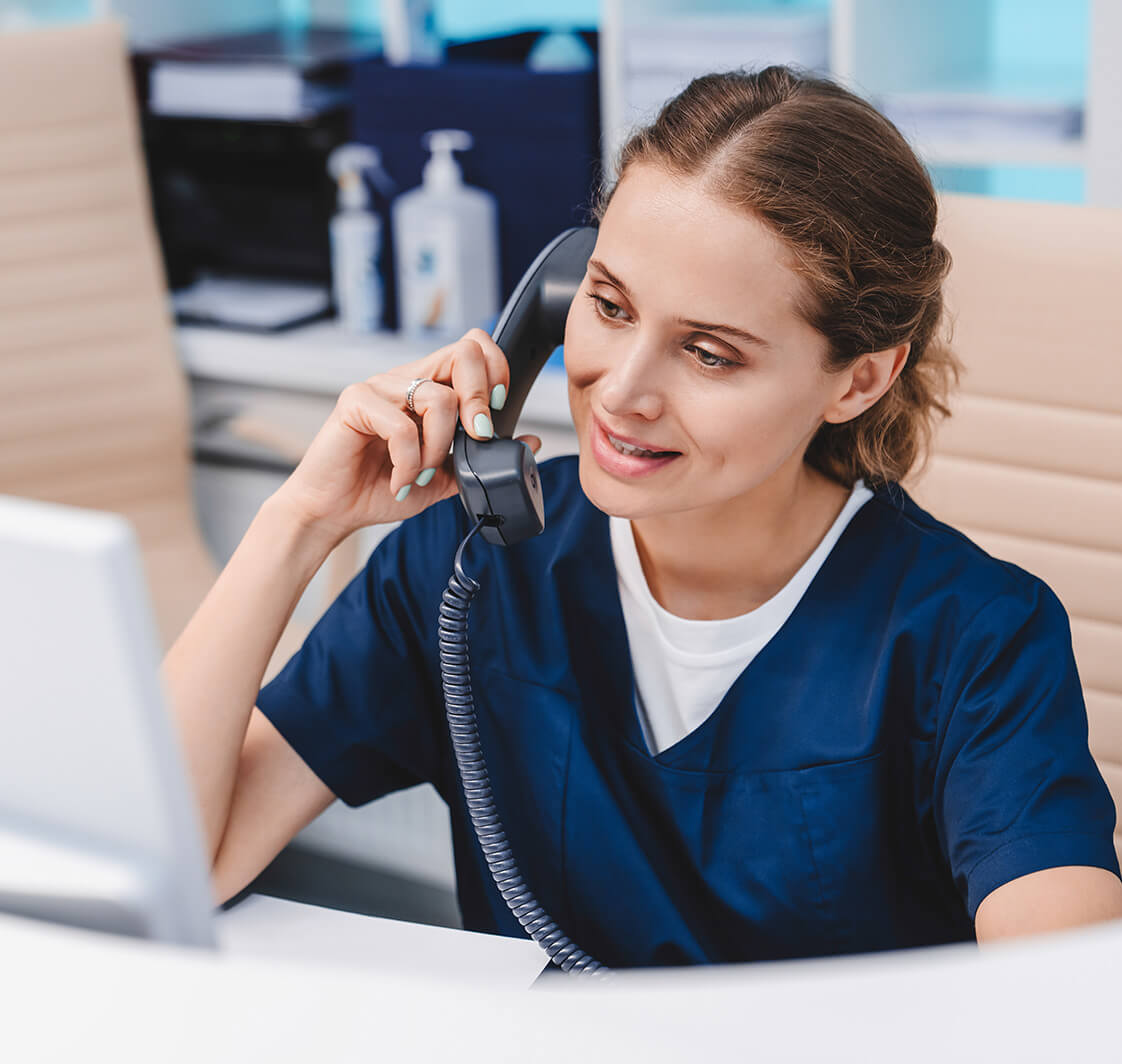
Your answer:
[562,317,602,382]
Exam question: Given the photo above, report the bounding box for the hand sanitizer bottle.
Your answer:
[391,129,500,341]
[327,143,394,334]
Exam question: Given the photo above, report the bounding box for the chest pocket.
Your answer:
[796,743,968,954]
[794,751,897,953]
[559,736,851,967]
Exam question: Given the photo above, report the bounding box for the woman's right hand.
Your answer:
[269,328,542,546]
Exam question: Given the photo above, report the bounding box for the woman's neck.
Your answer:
[628,464,852,621]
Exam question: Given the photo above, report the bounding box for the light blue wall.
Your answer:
[6,0,93,20]
[991,0,1089,98]
[7,0,279,39]
[931,166,1084,206]
[298,1,599,36]
[436,0,598,38]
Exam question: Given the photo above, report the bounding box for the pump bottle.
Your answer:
[326,143,394,334]
[391,129,500,340]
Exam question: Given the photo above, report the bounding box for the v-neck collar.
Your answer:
[554,473,889,768]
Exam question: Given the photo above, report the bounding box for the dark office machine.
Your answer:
[131,25,382,295]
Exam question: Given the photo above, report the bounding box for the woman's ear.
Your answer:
[823,342,911,425]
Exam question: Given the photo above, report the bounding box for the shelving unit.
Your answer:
[600,0,1120,206]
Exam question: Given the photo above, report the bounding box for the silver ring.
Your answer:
[406,377,432,415]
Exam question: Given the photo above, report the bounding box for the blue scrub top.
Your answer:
[257,454,1119,968]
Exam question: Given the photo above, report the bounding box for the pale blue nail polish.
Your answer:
[414,467,436,487]
[490,383,507,410]
[474,412,493,438]
[395,484,411,502]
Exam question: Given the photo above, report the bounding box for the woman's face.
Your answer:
[564,162,847,521]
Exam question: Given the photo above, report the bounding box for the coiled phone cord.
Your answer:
[437,515,611,977]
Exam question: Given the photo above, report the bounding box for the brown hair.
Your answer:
[589,65,962,489]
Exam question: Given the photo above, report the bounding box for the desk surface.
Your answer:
[6,905,1122,1061]
[217,894,547,988]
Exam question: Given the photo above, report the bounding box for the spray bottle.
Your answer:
[391,129,500,340]
[326,143,395,334]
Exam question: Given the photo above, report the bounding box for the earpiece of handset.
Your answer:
[452,420,544,547]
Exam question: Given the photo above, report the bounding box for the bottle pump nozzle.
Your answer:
[327,143,396,209]
[421,129,473,193]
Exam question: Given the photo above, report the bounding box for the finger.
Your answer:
[336,381,421,496]
[461,327,512,415]
[398,328,511,433]
[516,434,542,454]
[412,383,460,488]
[447,329,511,439]
[366,374,459,492]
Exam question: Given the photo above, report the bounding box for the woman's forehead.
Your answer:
[595,165,806,329]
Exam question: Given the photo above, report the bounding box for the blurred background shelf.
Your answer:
[601,0,1120,206]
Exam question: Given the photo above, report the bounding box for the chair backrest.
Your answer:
[902,192,1122,865]
[0,18,218,650]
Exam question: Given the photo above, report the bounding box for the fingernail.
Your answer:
[414,467,436,487]
[473,412,493,439]
[490,383,507,410]
[395,484,411,502]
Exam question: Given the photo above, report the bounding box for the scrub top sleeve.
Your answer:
[256,497,465,809]
[933,580,1120,922]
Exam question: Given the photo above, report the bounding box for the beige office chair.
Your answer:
[905,192,1122,866]
[0,18,333,682]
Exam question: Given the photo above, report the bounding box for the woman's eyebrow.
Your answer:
[588,258,772,349]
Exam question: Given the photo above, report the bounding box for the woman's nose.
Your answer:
[598,336,665,420]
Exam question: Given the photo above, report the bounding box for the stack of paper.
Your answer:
[150,62,349,120]
[139,25,380,122]
[172,274,331,332]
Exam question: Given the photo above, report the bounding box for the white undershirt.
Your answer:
[608,480,873,756]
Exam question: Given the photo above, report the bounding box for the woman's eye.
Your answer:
[588,292,625,320]
[689,346,735,370]
[587,290,738,371]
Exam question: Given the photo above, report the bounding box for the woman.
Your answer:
[164,66,1122,968]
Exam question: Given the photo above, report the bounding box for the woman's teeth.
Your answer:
[608,432,674,458]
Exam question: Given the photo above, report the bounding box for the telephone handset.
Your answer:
[438,227,611,977]
[451,226,598,545]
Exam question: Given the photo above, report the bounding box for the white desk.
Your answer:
[5,904,1122,1061]
[217,894,547,987]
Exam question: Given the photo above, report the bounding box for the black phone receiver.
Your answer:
[452,226,598,546]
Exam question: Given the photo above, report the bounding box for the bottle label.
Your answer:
[403,215,461,337]
[332,219,383,333]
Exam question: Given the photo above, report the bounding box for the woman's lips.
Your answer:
[590,416,682,478]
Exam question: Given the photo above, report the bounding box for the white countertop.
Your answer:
[176,321,576,429]
[216,894,548,987]
[6,902,1122,1061]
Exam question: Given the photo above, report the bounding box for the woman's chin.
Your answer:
[576,450,653,519]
